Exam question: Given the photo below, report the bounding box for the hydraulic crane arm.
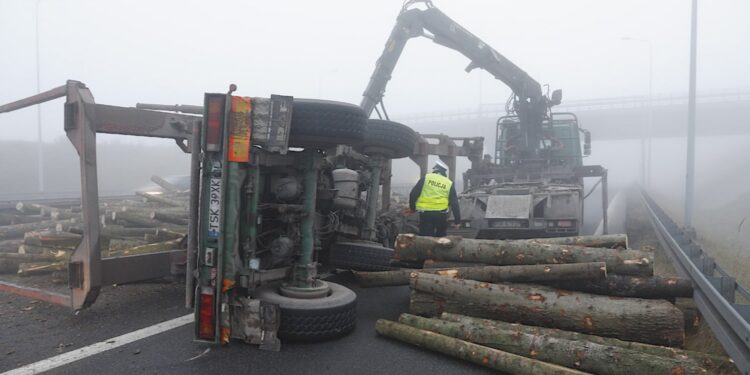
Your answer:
[361,1,558,155]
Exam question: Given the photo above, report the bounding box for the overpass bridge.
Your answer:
[394,91,750,142]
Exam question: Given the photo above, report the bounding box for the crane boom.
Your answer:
[361,2,557,156]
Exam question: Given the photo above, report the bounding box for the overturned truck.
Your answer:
[0,81,418,347]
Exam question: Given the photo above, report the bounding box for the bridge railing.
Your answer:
[397,90,750,124]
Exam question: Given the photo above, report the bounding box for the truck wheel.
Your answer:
[289,99,367,148]
[328,241,394,271]
[255,281,357,341]
[356,119,418,159]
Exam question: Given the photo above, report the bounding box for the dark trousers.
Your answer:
[419,211,448,237]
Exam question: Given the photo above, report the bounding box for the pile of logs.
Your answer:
[365,233,739,374]
[0,176,188,279]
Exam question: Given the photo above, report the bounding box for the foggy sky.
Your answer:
[1,0,749,143]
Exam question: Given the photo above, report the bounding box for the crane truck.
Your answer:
[361,0,608,239]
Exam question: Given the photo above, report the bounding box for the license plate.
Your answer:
[208,177,221,238]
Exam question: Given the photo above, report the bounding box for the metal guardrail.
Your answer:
[640,190,750,374]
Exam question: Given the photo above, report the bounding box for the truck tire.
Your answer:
[356,119,418,159]
[329,241,394,272]
[256,281,357,341]
[289,99,367,148]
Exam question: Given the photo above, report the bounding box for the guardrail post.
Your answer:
[733,305,750,324]
[700,257,716,275]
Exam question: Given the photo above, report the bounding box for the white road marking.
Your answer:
[2,314,194,375]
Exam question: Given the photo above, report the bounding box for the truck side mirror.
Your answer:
[550,89,562,106]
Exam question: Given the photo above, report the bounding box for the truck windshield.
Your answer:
[496,114,582,166]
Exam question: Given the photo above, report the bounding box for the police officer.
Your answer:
[408,160,461,237]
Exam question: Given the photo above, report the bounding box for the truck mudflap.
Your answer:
[229,298,281,351]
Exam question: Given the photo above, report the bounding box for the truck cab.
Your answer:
[454,113,593,239]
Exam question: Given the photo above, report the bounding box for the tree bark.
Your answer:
[423,259,488,268]
[395,234,652,276]
[355,262,606,288]
[112,211,158,228]
[541,274,693,299]
[18,244,59,254]
[23,231,82,248]
[0,252,66,274]
[50,209,81,221]
[409,272,684,346]
[113,238,182,256]
[150,211,188,225]
[69,225,158,239]
[0,213,49,226]
[18,261,67,277]
[15,202,59,216]
[154,228,185,241]
[523,234,627,249]
[375,319,589,375]
[399,314,710,375]
[0,239,22,252]
[438,313,739,374]
[0,219,74,240]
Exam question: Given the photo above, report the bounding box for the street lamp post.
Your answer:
[685,0,698,230]
[621,37,653,187]
[35,0,44,194]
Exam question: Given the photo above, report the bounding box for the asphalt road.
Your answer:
[0,273,495,375]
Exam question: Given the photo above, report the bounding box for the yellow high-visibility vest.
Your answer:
[416,173,452,211]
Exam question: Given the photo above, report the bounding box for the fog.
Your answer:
[1,1,749,265]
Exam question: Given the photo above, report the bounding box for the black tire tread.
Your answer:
[279,300,357,341]
[289,99,367,147]
[329,242,394,272]
[357,119,418,159]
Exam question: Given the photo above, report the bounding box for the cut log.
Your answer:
[112,211,158,228]
[0,219,74,240]
[135,191,187,207]
[399,314,709,375]
[0,213,46,226]
[69,225,158,239]
[439,313,739,374]
[355,262,607,288]
[115,238,183,256]
[375,320,588,375]
[395,234,652,276]
[18,244,61,255]
[541,274,693,299]
[150,211,188,225]
[681,306,702,334]
[0,252,66,274]
[154,228,185,241]
[408,272,684,346]
[0,239,22,252]
[50,209,81,221]
[0,259,19,274]
[23,231,82,248]
[423,259,488,268]
[0,252,64,261]
[16,202,47,215]
[522,234,628,249]
[18,261,66,277]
